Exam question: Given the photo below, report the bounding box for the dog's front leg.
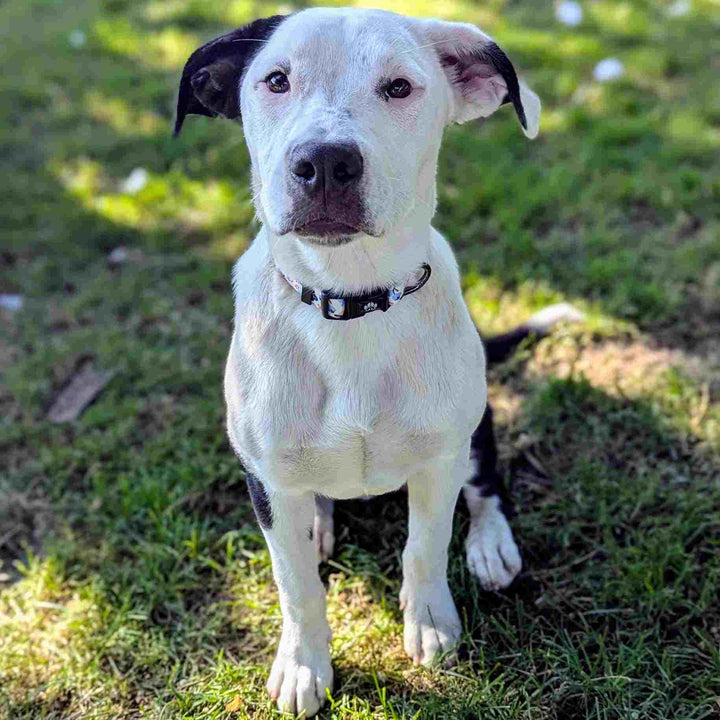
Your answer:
[248,475,333,717]
[400,458,465,665]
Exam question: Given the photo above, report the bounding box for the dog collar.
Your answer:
[281,263,432,321]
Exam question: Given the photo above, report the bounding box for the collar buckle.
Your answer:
[320,293,343,320]
[320,291,390,320]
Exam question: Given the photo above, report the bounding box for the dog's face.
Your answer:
[176,9,540,247]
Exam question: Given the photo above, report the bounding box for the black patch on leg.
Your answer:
[468,403,513,517]
[246,472,272,530]
[307,526,314,541]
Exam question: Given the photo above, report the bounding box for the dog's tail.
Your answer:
[482,303,584,365]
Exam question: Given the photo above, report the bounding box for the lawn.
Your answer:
[1,0,719,718]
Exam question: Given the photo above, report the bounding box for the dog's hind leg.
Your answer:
[464,304,582,588]
[463,404,522,590]
[313,494,335,563]
[247,474,333,717]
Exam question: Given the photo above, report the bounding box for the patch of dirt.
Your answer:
[527,337,719,400]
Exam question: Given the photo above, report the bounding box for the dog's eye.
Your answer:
[385,78,412,99]
[266,71,290,94]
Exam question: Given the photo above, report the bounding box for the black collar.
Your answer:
[281,263,432,321]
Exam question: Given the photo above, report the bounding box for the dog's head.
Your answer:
[176,9,540,247]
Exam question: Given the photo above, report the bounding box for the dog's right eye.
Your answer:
[266,71,290,94]
[385,78,412,99]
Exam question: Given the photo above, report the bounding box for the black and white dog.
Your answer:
[176,9,573,716]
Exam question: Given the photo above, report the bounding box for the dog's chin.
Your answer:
[299,234,357,248]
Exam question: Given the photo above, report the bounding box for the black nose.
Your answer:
[288,142,364,195]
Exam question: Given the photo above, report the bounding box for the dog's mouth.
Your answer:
[294,218,362,239]
[278,215,378,246]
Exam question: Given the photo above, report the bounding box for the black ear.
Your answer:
[174,15,288,136]
[472,43,526,131]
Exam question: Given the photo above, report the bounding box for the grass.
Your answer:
[1,0,719,717]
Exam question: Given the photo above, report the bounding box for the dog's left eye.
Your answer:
[385,78,412,99]
[266,71,290,94]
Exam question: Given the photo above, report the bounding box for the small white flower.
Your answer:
[593,58,625,82]
[69,30,87,48]
[108,246,128,265]
[0,294,23,312]
[667,0,691,17]
[556,1,583,27]
[121,168,149,194]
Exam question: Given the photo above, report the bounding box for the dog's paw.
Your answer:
[465,502,522,591]
[267,642,333,717]
[399,582,462,666]
[314,512,335,564]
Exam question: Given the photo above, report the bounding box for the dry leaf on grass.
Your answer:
[47,361,116,423]
[224,696,244,713]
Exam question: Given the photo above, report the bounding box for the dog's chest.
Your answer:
[267,406,455,499]
[225,313,485,498]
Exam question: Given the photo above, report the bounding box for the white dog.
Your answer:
[176,8,542,716]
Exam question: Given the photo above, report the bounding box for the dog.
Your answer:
[176,8,551,716]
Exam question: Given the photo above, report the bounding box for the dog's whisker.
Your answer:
[397,39,448,56]
[324,245,335,275]
[357,240,380,281]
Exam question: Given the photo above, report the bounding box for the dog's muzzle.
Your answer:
[282,141,369,241]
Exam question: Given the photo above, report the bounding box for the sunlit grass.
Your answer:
[53,158,255,243]
[93,18,200,70]
[666,111,720,150]
[587,1,652,37]
[354,0,494,25]
[85,92,166,136]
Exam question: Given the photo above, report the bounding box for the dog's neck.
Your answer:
[265,214,434,295]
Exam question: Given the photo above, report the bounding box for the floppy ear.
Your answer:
[174,15,287,136]
[420,19,540,138]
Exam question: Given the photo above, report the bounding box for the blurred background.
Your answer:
[1,1,719,718]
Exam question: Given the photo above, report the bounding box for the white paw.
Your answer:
[314,513,335,564]
[267,639,333,718]
[399,582,462,665]
[465,503,522,591]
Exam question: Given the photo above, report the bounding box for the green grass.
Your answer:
[1,0,719,718]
